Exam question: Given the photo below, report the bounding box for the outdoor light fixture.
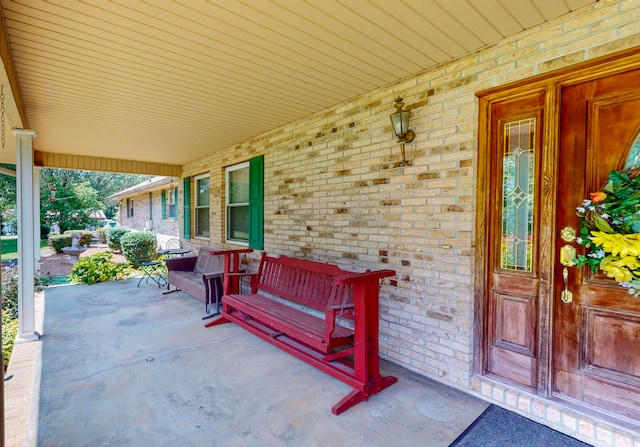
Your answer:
[389,96,415,163]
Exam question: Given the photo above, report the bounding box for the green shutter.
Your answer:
[161,190,167,219]
[183,177,191,239]
[248,155,264,250]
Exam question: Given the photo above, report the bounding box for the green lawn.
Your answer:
[1,237,50,262]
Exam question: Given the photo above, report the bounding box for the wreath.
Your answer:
[574,169,640,296]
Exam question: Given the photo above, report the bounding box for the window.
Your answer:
[162,187,178,220]
[126,198,134,218]
[226,162,249,244]
[225,155,264,249]
[194,173,210,238]
[168,187,177,219]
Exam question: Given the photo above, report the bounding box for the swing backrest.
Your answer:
[254,253,353,312]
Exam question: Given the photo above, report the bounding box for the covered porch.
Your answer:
[2,1,640,445]
[6,280,488,446]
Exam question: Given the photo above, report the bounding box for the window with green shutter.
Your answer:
[225,155,263,249]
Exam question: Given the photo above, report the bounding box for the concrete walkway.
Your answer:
[6,279,488,446]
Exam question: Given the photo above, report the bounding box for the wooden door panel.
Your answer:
[493,293,536,354]
[486,92,545,388]
[554,68,640,421]
[586,310,640,381]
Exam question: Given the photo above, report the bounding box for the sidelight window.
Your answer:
[500,118,536,272]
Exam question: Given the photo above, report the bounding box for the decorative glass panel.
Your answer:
[625,130,640,171]
[500,118,536,272]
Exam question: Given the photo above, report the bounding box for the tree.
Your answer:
[39,169,150,232]
[41,181,102,232]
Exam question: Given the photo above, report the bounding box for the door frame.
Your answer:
[474,47,640,400]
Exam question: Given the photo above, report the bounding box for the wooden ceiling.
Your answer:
[0,0,596,167]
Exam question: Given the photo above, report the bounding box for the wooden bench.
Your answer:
[207,252,396,415]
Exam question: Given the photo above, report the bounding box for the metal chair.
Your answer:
[165,238,183,249]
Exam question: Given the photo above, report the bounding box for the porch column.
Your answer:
[14,129,39,341]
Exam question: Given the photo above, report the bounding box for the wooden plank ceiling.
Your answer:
[0,0,596,167]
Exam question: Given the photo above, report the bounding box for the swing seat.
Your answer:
[221,291,354,354]
[207,252,397,414]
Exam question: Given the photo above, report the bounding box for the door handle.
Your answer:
[561,267,573,303]
[559,243,576,304]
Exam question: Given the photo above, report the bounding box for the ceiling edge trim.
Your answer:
[34,151,182,177]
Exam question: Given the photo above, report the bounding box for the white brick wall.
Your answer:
[181,1,640,444]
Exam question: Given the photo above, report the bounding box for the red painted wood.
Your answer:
[207,252,396,414]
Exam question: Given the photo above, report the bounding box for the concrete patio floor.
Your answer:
[6,279,489,446]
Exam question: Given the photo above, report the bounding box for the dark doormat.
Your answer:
[449,405,593,447]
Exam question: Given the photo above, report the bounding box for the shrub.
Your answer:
[69,252,129,285]
[40,224,50,239]
[96,228,107,244]
[1,264,18,319]
[2,264,19,369]
[106,227,130,252]
[48,234,72,253]
[62,230,93,247]
[2,310,18,368]
[121,232,157,268]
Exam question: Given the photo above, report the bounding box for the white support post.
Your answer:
[14,129,39,342]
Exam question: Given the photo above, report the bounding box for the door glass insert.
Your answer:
[625,129,640,170]
[500,118,536,272]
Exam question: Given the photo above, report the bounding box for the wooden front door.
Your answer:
[554,68,640,420]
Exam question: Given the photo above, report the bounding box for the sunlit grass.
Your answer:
[1,237,50,262]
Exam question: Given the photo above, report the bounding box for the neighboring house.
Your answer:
[108,176,179,249]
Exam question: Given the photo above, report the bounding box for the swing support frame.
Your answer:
[205,252,397,415]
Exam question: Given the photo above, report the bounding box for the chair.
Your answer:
[165,238,183,249]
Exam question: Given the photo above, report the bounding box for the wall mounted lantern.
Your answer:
[389,96,415,163]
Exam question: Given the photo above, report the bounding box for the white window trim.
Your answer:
[225,161,249,246]
[194,173,210,240]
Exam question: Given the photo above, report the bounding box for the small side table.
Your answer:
[157,248,191,258]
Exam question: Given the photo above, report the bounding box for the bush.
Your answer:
[1,264,49,369]
[2,264,19,369]
[48,234,72,253]
[121,232,157,268]
[96,228,107,244]
[2,311,18,368]
[69,252,129,285]
[1,264,18,319]
[62,230,93,247]
[106,227,130,252]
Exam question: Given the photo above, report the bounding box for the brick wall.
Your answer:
[182,1,640,444]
